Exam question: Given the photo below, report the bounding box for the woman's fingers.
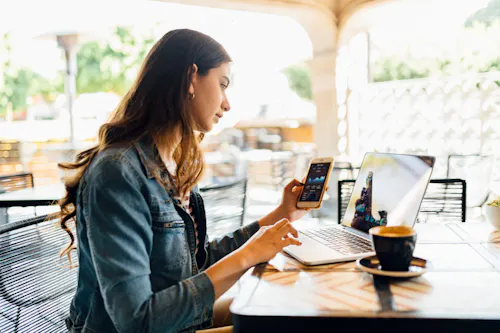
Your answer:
[271,218,299,239]
[277,221,299,238]
[285,179,303,192]
[273,218,290,231]
[283,237,301,247]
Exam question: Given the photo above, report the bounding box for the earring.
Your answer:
[189,93,195,100]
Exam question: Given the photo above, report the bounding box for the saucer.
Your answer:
[356,255,428,278]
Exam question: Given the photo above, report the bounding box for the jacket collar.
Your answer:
[133,135,163,179]
[134,135,199,194]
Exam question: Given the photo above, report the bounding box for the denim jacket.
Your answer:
[66,136,260,333]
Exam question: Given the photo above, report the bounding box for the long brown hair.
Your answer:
[58,29,231,264]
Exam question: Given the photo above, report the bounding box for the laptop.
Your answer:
[284,152,435,266]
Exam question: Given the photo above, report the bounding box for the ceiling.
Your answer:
[155,0,378,25]
[154,0,380,54]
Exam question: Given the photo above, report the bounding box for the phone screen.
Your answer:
[299,162,331,202]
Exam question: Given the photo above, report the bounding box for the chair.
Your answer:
[338,180,356,224]
[419,179,467,223]
[200,178,248,240]
[338,178,466,224]
[0,173,36,224]
[0,213,77,333]
[0,173,34,193]
[446,155,493,210]
[0,173,36,223]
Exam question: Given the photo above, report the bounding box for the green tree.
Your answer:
[76,26,155,95]
[480,57,500,72]
[0,33,61,117]
[0,26,156,119]
[372,60,430,82]
[283,64,312,100]
[465,0,500,27]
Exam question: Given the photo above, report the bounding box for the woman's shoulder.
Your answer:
[86,144,145,182]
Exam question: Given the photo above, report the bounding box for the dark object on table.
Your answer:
[369,225,417,271]
[357,255,428,278]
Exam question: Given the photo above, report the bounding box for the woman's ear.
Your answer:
[188,64,199,95]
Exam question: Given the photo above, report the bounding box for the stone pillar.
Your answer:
[56,34,80,149]
[307,51,339,158]
[307,51,340,221]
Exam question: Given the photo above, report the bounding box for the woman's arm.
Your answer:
[205,219,301,299]
[203,179,309,266]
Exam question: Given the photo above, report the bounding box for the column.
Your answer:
[307,51,340,220]
[56,34,80,149]
[307,51,340,158]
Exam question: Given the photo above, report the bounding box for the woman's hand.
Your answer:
[277,179,312,222]
[257,178,328,228]
[240,218,301,267]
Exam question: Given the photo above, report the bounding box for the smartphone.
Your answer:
[296,156,335,209]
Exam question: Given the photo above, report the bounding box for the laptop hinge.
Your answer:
[345,226,371,240]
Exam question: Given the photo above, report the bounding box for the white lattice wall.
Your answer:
[348,72,500,178]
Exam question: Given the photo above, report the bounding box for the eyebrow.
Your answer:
[222,76,230,86]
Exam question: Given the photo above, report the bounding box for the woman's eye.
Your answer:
[221,83,228,89]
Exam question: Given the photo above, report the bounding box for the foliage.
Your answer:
[282,64,312,100]
[372,60,430,82]
[76,26,155,95]
[0,34,62,116]
[479,57,500,72]
[372,15,500,82]
[465,0,500,27]
[488,197,500,207]
[0,25,155,117]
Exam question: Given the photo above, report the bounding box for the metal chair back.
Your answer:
[0,213,77,332]
[200,178,248,239]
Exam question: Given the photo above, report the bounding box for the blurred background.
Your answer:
[1,0,500,222]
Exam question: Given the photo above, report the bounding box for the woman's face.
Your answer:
[189,62,231,133]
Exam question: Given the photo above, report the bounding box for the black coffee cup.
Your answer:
[369,226,417,271]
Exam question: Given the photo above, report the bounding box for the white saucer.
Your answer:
[356,255,428,278]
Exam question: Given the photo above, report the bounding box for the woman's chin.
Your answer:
[196,124,213,134]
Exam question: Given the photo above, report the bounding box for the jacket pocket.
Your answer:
[152,221,185,230]
[150,196,177,220]
[151,219,189,271]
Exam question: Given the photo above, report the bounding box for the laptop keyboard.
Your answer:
[301,228,373,255]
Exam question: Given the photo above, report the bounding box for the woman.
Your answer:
[59,29,310,333]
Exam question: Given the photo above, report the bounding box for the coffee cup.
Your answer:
[369,226,417,271]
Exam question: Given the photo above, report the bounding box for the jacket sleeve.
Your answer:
[83,156,214,333]
[194,190,260,267]
[204,221,260,267]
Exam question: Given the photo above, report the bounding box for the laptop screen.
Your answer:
[341,153,435,233]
